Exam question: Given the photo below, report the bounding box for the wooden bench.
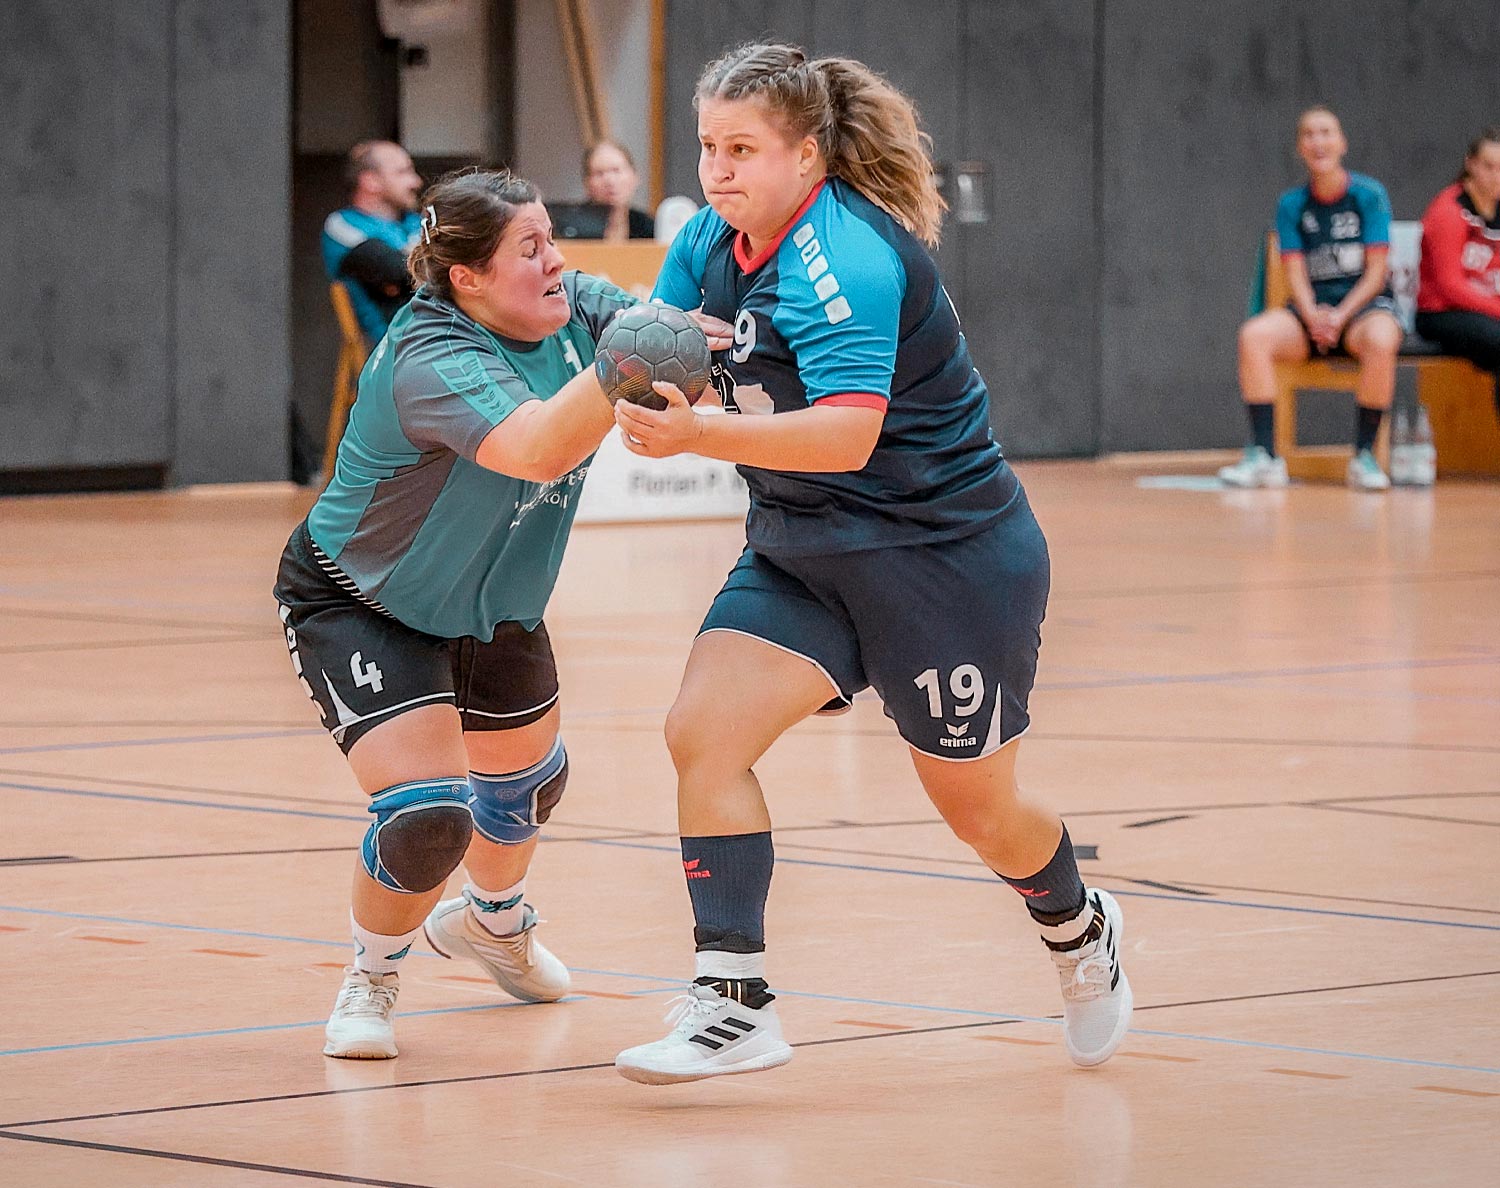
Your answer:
[1262,230,1499,479]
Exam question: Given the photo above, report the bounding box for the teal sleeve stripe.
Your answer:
[1275,188,1303,253]
[652,209,716,306]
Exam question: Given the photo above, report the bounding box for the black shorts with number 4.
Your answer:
[273,522,559,754]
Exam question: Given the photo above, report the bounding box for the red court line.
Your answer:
[1414,1085,1497,1098]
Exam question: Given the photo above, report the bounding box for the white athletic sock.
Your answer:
[1036,893,1098,948]
[465,878,527,937]
[695,949,767,981]
[350,910,421,976]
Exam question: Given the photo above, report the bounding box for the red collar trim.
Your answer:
[733,179,827,273]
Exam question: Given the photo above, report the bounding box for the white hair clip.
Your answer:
[420,204,439,244]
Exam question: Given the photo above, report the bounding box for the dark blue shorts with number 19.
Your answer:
[701,493,1050,759]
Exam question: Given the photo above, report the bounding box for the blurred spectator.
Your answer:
[551,140,655,242]
[1416,126,1500,411]
[322,141,424,345]
[1221,106,1402,490]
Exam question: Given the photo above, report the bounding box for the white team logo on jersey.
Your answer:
[793,223,852,324]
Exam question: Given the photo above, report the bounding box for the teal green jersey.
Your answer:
[306,271,637,640]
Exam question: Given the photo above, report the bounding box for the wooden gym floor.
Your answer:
[1,459,1496,1187]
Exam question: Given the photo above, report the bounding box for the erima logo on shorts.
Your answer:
[792,223,852,325]
[940,723,978,749]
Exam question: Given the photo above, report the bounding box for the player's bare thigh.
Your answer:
[1239,307,1311,363]
[1342,307,1403,360]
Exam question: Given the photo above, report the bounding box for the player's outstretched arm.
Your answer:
[475,367,617,483]
[615,382,883,473]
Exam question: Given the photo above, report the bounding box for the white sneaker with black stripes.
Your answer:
[615,982,793,1084]
[1048,888,1133,1067]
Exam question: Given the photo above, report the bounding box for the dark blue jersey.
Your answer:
[654,178,1019,557]
[1275,173,1393,307]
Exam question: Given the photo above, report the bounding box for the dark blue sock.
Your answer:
[681,832,773,953]
[1356,406,1384,452]
[1248,403,1276,454]
[998,824,1088,925]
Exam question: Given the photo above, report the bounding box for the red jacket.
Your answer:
[1418,183,1500,318]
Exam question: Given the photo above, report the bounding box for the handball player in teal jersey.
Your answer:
[275,169,728,1058]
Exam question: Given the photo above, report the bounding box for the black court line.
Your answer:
[1124,815,1195,828]
[1179,879,1500,917]
[0,832,667,869]
[1306,802,1500,828]
[0,1130,443,1188]
[0,855,74,867]
[0,633,264,657]
[1129,968,1500,1015]
[571,719,1500,756]
[9,968,1499,1132]
[1027,732,1500,755]
[0,847,353,868]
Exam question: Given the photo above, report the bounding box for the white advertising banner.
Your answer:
[575,424,749,523]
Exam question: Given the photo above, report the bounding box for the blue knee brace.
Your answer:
[469,737,568,844]
[362,778,474,893]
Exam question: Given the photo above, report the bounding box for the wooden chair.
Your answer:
[1262,232,1498,479]
[324,283,367,485]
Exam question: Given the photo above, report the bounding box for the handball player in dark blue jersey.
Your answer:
[612,43,1132,1084]
[1223,106,1403,490]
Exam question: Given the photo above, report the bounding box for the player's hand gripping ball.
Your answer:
[593,304,712,410]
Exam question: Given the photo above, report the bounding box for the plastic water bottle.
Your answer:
[1412,405,1436,486]
[1389,409,1414,485]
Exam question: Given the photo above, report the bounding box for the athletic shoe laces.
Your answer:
[1052,941,1114,1002]
[662,985,723,1035]
[338,973,397,1018]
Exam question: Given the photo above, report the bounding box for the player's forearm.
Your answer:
[1283,260,1319,319]
[1334,257,1391,320]
[476,370,616,482]
[693,405,882,472]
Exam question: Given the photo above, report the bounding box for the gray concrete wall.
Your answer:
[663,0,1500,457]
[0,1,290,484]
[1099,0,1500,452]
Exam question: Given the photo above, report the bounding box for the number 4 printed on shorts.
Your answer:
[351,651,384,694]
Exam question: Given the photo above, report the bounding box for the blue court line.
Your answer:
[581,839,1500,933]
[0,781,362,823]
[1,903,1496,1075]
[0,729,321,757]
[1038,654,1499,693]
[0,1000,561,1057]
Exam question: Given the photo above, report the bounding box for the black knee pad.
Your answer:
[362,779,474,893]
[533,758,568,825]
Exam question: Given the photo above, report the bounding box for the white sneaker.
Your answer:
[1346,448,1391,490]
[615,982,794,1085]
[1049,890,1133,1068]
[323,966,399,1059]
[423,896,570,1003]
[1218,445,1289,488]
